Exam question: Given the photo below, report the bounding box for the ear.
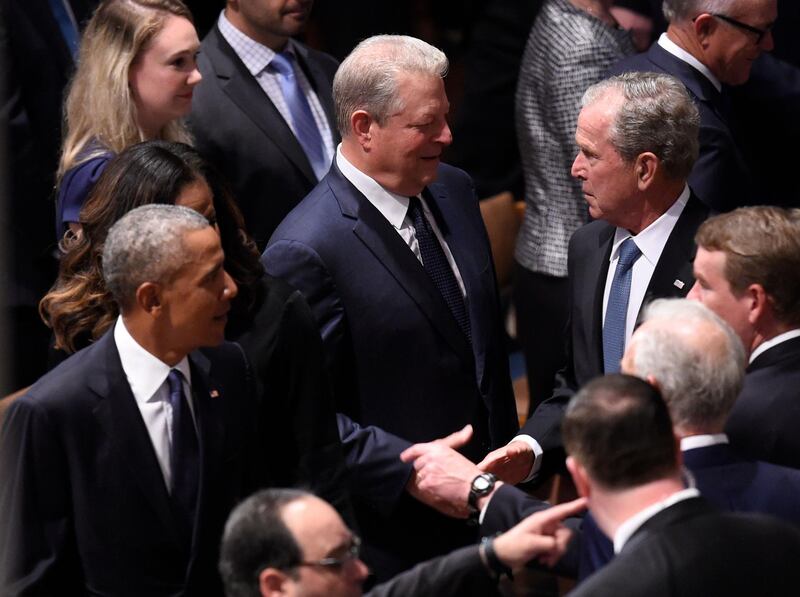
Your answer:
[135,282,162,316]
[566,456,591,499]
[692,13,717,47]
[634,152,658,190]
[674,434,684,471]
[350,110,375,149]
[645,374,661,393]
[258,568,290,597]
[745,283,769,326]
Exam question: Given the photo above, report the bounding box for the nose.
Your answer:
[436,120,453,147]
[571,152,585,179]
[222,270,238,300]
[188,66,202,87]
[349,558,370,584]
[760,29,775,52]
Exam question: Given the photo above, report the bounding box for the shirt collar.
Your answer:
[218,10,296,76]
[336,144,411,229]
[613,487,700,554]
[611,185,689,266]
[658,33,721,92]
[114,317,191,406]
[749,328,800,364]
[681,433,729,452]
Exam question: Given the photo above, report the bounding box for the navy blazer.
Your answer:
[190,25,340,249]
[0,331,254,596]
[608,42,754,212]
[520,194,709,477]
[263,161,518,578]
[726,336,800,469]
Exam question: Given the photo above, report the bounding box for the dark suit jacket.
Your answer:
[263,162,518,578]
[229,274,352,522]
[190,25,339,249]
[578,442,800,580]
[571,497,800,596]
[0,331,254,596]
[726,336,800,469]
[608,43,754,212]
[520,194,709,477]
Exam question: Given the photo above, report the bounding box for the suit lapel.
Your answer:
[327,166,474,364]
[641,194,708,313]
[202,26,317,184]
[88,332,181,547]
[586,225,615,374]
[748,336,800,372]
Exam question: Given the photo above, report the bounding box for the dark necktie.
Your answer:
[167,369,199,540]
[603,238,641,373]
[47,0,79,59]
[270,51,328,181]
[407,197,472,343]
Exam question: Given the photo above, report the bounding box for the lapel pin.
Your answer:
[210,389,220,398]
[673,279,685,290]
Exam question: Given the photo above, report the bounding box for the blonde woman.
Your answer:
[56,0,201,238]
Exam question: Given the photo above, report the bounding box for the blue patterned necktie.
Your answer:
[407,197,472,343]
[270,51,328,181]
[603,238,641,373]
[167,369,199,540]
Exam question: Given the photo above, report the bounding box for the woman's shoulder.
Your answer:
[57,145,115,230]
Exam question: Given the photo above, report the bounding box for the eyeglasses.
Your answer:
[710,13,771,44]
[298,535,361,570]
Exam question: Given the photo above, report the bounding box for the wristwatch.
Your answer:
[468,472,497,513]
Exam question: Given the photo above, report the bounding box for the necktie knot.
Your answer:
[167,369,183,407]
[616,238,641,273]
[270,51,295,78]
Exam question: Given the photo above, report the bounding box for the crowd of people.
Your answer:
[2,0,800,595]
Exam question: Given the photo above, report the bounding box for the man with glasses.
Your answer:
[218,488,586,597]
[608,0,777,213]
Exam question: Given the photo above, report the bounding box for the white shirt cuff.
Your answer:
[513,434,543,483]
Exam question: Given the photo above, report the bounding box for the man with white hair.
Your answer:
[0,205,250,595]
[608,0,778,211]
[263,35,518,578]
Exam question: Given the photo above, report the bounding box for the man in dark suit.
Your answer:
[0,0,97,391]
[218,488,584,597]
[564,375,800,597]
[688,206,800,469]
[606,0,777,212]
[579,297,800,579]
[0,205,251,595]
[480,72,708,483]
[263,35,518,579]
[190,0,338,249]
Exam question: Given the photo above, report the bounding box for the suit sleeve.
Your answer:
[0,397,83,594]
[366,546,498,597]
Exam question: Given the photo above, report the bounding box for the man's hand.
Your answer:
[477,440,534,485]
[400,425,488,519]
[492,497,588,569]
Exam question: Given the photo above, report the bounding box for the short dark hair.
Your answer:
[219,489,308,597]
[562,375,678,490]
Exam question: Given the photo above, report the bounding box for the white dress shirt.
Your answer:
[217,11,335,174]
[602,185,690,350]
[749,328,800,364]
[658,33,721,92]
[336,145,466,296]
[681,433,729,452]
[613,487,700,553]
[114,317,194,492]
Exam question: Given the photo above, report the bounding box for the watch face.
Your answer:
[474,476,491,491]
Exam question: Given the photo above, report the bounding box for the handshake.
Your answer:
[400,425,583,571]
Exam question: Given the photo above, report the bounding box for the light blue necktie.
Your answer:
[270,51,329,181]
[47,0,80,59]
[603,238,641,373]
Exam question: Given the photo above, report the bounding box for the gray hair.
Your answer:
[630,298,746,431]
[102,204,210,308]
[333,34,448,137]
[582,72,700,180]
[662,0,730,22]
